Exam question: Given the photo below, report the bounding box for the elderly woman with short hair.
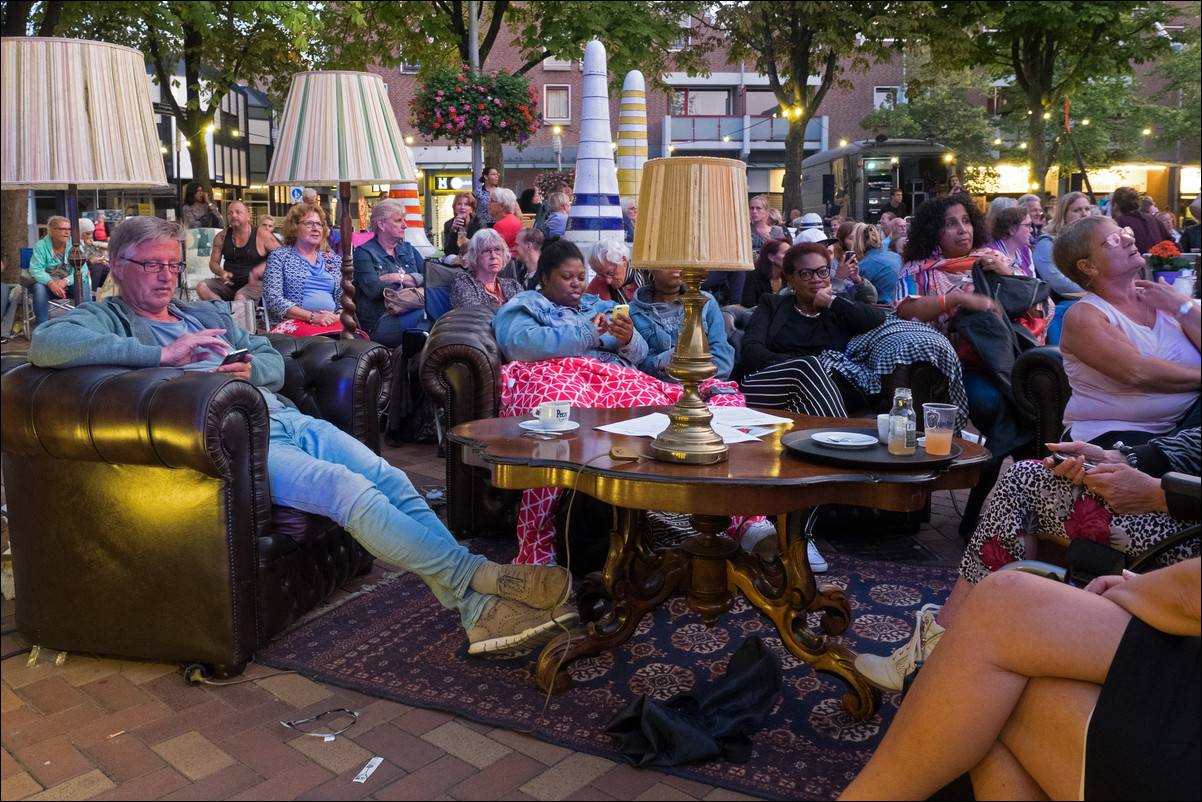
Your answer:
[1054,215,1200,448]
[620,196,637,242]
[584,239,637,303]
[488,188,522,253]
[543,192,571,239]
[450,229,522,310]
[351,198,425,346]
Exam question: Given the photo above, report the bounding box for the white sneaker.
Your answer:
[738,519,779,558]
[807,540,828,573]
[854,603,945,691]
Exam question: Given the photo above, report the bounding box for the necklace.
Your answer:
[795,306,822,318]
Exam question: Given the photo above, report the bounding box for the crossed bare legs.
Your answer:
[840,559,1201,800]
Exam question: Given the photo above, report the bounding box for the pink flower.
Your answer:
[1064,496,1113,546]
[979,535,1016,572]
[500,121,506,127]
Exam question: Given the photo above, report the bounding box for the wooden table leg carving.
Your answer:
[537,507,691,693]
[726,513,882,720]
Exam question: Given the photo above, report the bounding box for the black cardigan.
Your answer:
[740,294,887,374]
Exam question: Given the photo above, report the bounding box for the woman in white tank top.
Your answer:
[1052,217,1200,447]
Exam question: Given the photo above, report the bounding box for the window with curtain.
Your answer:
[544,85,570,122]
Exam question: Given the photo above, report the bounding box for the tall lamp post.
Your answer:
[552,125,563,172]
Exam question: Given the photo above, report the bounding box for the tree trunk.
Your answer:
[484,132,505,184]
[782,115,809,214]
[1,190,28,284]
[1025,112,1059,194]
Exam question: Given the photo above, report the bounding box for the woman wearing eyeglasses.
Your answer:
[739,242,889,416]
[263,203,347,336]
[450,229,522,310]
[1053,216,1200,448]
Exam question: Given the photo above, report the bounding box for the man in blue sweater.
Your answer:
[28,216,576,657]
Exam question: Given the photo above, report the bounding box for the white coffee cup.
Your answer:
[533,400,572,430]
[877,413,891,444]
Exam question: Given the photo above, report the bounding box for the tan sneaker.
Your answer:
[854,604,945,691]
[471,563,572,610]
[467,597,579,656]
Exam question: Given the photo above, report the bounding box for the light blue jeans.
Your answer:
[31,279,89,327]
[266,407,487,630]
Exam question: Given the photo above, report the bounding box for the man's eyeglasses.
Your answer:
[1101,227,1135,248]
[125,259,186,274]
[795,267,831,280]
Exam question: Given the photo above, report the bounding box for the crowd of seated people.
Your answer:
[491,237,773,566]
[27,181,1198,797]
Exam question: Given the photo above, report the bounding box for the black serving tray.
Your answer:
[782,427,961,470]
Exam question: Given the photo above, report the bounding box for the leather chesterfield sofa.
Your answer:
[420,306,957,539]
[1,335,390,677]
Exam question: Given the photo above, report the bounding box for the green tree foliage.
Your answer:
[859,61,997,180]
[711,1,940,213]
[320,0,712,178]
[52,1,323,194]
[327,0,711,88]
[933,0,1180,193]
[1150,18,1202,154]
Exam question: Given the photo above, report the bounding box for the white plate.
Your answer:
[519,420,580,433]
[811,431,879,450]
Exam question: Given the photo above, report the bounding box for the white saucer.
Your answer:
[519,420,580,434]
[811,431,878,450]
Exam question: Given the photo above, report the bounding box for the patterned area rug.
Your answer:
[256,546,957,801]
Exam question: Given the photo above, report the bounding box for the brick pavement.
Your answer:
[2,437,975,801]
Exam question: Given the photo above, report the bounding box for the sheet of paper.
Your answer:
[596,413,760,444]
[708,406,793,427]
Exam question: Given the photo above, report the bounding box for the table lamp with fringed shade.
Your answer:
[631,157,753,464]
[267,71,413,338]
[2,37,167,304]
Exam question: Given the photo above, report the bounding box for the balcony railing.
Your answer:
[665,115,825,151]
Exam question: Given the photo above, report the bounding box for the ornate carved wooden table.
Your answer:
[449,407,988,719]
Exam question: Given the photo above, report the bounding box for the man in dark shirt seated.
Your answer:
[28,216,578,658]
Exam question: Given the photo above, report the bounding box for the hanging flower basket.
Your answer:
[410,65,541,149]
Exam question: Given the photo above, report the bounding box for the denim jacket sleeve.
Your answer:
[493,292,601,362]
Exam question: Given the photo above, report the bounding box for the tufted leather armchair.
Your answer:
[1012,345,1071,459]
[420,306,954,539]
[1,335,390,677]
[420,307,520,538]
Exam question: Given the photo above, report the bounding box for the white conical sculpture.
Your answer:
[566,39,624,247]
[397,146,435,256]
[616,70,647,199]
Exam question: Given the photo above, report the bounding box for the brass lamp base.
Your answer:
[650,265,728,465]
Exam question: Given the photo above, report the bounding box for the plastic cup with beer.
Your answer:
[922,403,958,456]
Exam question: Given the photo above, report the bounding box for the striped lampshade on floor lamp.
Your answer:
[2,37,167,304]
[267,71,413,339]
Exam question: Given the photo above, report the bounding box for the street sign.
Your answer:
[289,186,305,203]
[153,101,175,117]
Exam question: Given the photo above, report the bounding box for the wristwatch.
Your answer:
[1113,441,1138,470]
[1178,300,1194,317]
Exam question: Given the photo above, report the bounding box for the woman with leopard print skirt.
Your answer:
[853,427,1199,692]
